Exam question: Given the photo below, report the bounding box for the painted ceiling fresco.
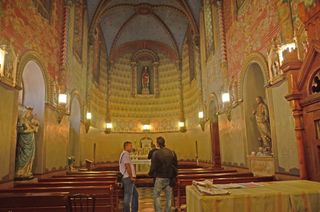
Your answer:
[87,0,201,56]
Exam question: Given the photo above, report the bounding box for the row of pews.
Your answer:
[0,163,274,211]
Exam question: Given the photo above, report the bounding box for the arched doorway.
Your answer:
[69,96,81,167]
[20,60,46,174]
[208,96,221,168]
[243,63,267,154]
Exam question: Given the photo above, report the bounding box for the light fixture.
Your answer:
[56,93,68,124]
[278,42,297,65]
[221,92,230,103]
[198,111,204,119]
[86,112,92,120]
[198,111,208,131]
[85,112,92,133]
[104,122,112,134]
[58,93,68,104]
[142,124,151,131]
[179,121,186,132]
[217,91,243,121]
[0,46,7,77]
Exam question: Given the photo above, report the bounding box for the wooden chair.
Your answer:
[66,193,96,212]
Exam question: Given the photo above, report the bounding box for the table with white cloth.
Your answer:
[186,180,320,212]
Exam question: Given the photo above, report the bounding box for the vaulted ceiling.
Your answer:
[87,0,201,58]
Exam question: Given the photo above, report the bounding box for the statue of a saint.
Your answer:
[142,66,150,90]
[267,39,280,81]
[15,106,39,180]
[252,96,272,154]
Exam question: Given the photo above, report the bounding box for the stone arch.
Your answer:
[16,51,51,103]
[240,53,269,154]
[18,59,47,174]
[239,52,269,100]
[68,92,82,167]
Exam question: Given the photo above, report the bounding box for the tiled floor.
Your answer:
[120,187,172,212]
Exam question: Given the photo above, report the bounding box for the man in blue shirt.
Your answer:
[119,141,138,212]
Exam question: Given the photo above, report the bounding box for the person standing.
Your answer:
[119,141,139,212]
[149,137,177,212]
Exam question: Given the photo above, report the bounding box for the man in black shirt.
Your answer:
[147,142,157,160]
[149,137,177,212]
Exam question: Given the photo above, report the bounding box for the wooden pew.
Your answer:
[136,172,253,187]
[14,180,116,188]
[66,171,118,176]
[0,192,115,212]
[177,168,236,175]
[0,185,116,212]
[0,192,68,212]
[177,172,253,179]
[175,176,275,210]
[39,176,117,182]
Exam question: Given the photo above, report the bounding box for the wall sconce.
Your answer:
[104,122,112,134]
[57,93,68,124]
[217,92,243,121]
[0,45,7,77]
[198,111,208,131]
[179,121,186,132]
[142,124,151,132]
[85,112,92,133]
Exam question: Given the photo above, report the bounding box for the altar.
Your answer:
[132,159,151,175]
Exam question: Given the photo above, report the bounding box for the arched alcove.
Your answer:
[20,60,46,174]
[243,63,267,154]
[69,96,81,167]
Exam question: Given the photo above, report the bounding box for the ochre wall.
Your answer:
[0,84,18,181]
[80,126,212,163]
[200,0,300,175]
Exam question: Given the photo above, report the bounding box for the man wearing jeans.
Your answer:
[119,141,138,212]
[149,137,177,212]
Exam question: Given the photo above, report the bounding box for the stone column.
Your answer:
[130,62,137,97]
[106,61,113,122]
[177,59,186,126]
[153,62,160,97]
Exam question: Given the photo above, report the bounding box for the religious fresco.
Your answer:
[92,27,102,84]
[224,0,279,76]
[73,0,84,61]
[204,0,214,59]
[0,0,64,77]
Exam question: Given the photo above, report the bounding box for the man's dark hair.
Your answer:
[123,141,132,149]
[156,136,165,148]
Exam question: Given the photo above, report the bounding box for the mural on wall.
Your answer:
[225,0,279,77]
[0,1,63,77]
[137,63,154,95]
[32,0,52,21]
[204,0,214,59]
[92,27,101,83]
[73,0,84,61]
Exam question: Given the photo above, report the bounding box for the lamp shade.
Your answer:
[58,93,68,104]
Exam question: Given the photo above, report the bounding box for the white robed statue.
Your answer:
[15,106,39,180]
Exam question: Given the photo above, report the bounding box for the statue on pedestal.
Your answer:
[252,96,272,155]
[15,106,39,180]
[141,66,150,94]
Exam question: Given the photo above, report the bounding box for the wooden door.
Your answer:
[303,100,320,181]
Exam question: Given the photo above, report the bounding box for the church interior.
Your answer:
[1,0,320,211]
